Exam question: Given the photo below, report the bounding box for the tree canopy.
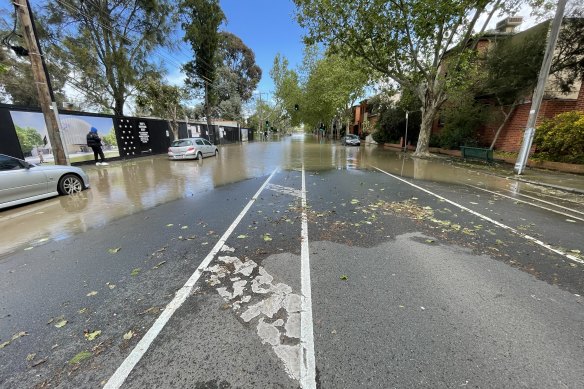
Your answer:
[294,0,546,156]
[43,0,174,115]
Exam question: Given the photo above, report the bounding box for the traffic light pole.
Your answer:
[16,0,68,165]
[514,0,566,174]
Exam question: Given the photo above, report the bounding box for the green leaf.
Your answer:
[263,234,273,242]
[86,291,98,297]
[130,268,141,276]
[340,275,348,281]
[350,199,359,204]
[69,350,92,364]
[108,247,121,254]
[84,330,101,341]
[237,234,247,239]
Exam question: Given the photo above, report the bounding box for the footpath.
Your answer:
[450,158,584,195]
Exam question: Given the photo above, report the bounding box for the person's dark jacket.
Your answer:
[87,132,102,147]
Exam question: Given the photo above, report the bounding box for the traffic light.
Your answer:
[265,120,269,127]
[294,104,299,111]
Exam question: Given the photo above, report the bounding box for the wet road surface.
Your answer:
[1,134,583,388]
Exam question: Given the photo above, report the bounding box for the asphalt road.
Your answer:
[1,136,583,388]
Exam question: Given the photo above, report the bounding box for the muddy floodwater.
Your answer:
[1,134,582,256]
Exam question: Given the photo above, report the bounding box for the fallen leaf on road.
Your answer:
[108,247,121,254]
[86,291,98,297]
[570,249,581,254]
[350,199,359,204]
[31,358,47,367]
[263,234,272,242]
[69,350,92,364]
[420,307,426,310]
[153,261,166,269]
[78,308,87,314]
[130,268,141,276]
[123,330,134,340]
[26,353,36,361]
[37,238,49,243]
[340,275,348,281]
[138,307,159,315]
[108,284,116,289]
[54,319,68,328]
[84,330,101,341]
[425,239,435,243]
[181,225,188,229]
[166,224,174,227]
[0,332,28,349]
[237,235,247,239]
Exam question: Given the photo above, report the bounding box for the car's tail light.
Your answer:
[187,147,195,152]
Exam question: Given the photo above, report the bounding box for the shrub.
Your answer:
[534,111,584,164]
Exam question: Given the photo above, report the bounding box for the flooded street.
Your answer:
[1,134,582,256]
[1,134,584,389]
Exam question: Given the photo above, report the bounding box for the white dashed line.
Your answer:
[373,166,584,265]
[300,164,317,388]
[103,169,278,389]
[466,184,584,221]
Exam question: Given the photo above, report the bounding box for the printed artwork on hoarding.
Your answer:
[9,111,119,163]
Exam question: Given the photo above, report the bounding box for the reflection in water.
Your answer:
[1,134,582,256]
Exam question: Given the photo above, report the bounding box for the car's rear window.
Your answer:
[171,140,192,147]
[347,135,358,139]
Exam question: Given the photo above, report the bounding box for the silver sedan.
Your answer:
[0,153,90,210]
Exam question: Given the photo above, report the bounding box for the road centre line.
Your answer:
[372,166,584,265]
[300,165,317,389]
[467,184,584,222]
[104,169,279,389]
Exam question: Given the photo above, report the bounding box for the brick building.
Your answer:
[433,17,584,152]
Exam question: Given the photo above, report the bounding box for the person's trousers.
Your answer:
[90,146,106,162]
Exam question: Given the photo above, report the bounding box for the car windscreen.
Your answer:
[171,140,192,147]
[347,135,358,139]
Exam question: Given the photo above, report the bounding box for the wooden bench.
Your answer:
[460,146,494,162]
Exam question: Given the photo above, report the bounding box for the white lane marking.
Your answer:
[266,183,303,198]
[467,184,584,222]
[372,166,584,265]
[300,165,317,389]
[103,169,279,389]
[206,254,302,380]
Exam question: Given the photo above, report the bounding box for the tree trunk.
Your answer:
[413,105,438,157]
[413,85,441,158]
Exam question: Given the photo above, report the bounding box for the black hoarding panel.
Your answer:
[114,117,171,158]
[0,108,24,159]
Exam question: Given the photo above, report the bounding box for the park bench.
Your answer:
[460,146,494,162]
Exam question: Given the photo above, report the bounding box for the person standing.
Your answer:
[37,147,44,164]
[86,127,109,166]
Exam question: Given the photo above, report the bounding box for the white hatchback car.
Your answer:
[168,137,219,160]
[0,153,90,210]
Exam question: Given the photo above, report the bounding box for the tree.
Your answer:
[0,21,69,106]
[15,125,42,155]
[135,75,189,140]
[370,89,422,144]
[271,54,303,127]
[212,33,261,121]
[217,32,262,102]
[43,0,173,115]
[102,131,118,147]
[294,0,542,157]
[181,0,225,143]
[271,48,370,136]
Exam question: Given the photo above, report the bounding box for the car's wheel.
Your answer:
[58,174,83,195]
[197,151,203,160]
[214,149,218,157]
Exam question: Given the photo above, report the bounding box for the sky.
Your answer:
[163,0,306,98]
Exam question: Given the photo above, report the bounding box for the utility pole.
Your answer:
[204,80,215,143]
[16,0,68,165]
[514,0,567,175]
[258,92,263,136]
